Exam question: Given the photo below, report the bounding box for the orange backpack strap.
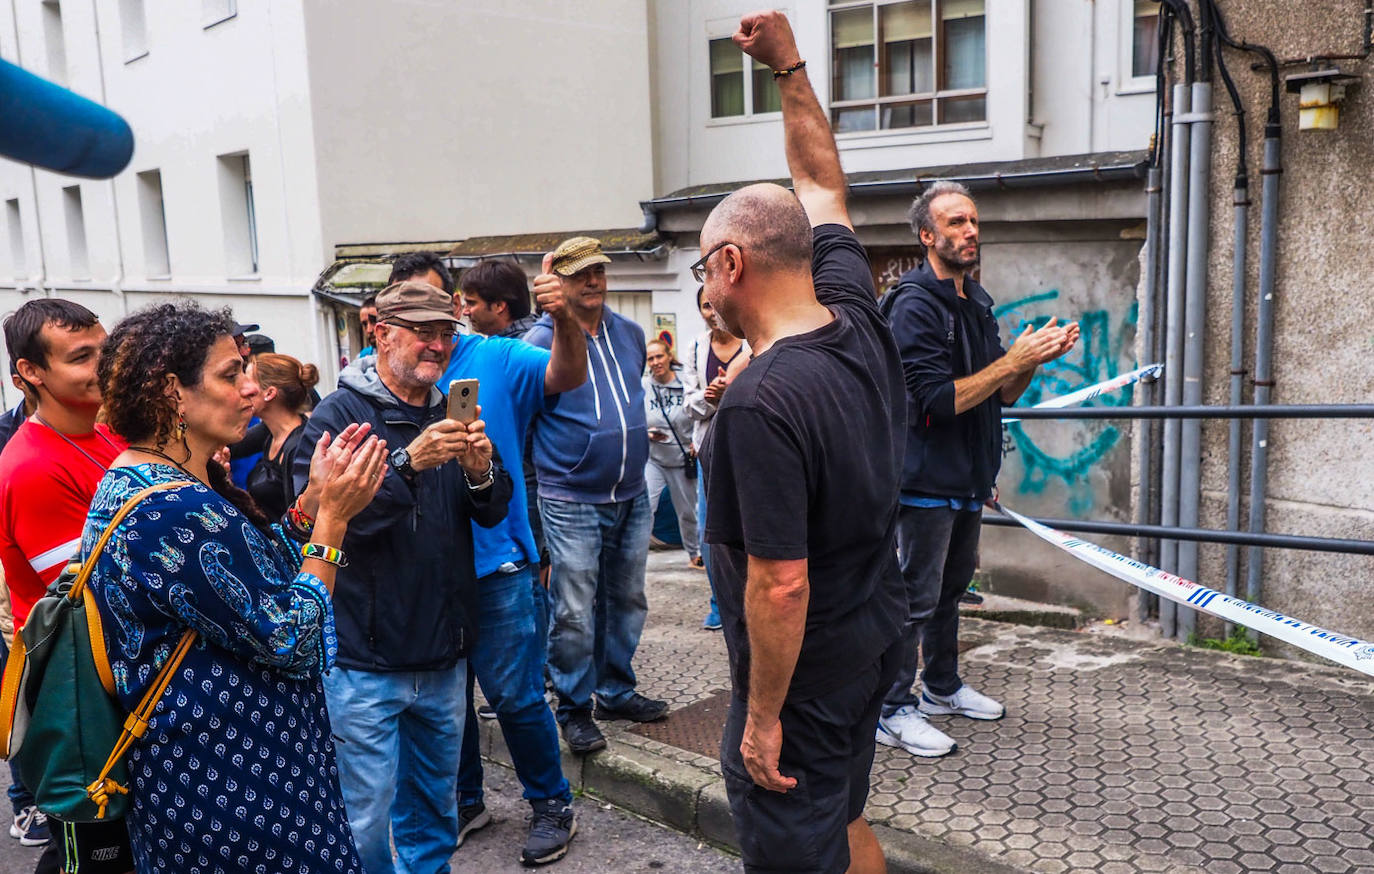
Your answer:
[75,482,189,697]
[87,627,197,818]
[0,632,26,759]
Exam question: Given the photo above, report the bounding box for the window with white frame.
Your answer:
[203,0,236,29]
[709,37,782,119]
[41,0,67,87]
[6,199,25,279]
[62,184,89,279]
[136,169,170,277]
[1131,0,1161,79]
[829,0,986,133]
[217,153,259,276]
[119,0,148,62]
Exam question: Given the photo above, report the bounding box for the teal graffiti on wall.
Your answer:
[994,289,1138,515]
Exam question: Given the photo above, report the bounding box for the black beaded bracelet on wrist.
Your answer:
[772,59,806,79]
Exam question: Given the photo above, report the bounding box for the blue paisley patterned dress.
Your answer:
[82,463,361,874]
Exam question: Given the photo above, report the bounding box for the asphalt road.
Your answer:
[0,761,740,873]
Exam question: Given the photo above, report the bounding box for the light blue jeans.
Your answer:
[540,493,651,722]
[324,663,466,874]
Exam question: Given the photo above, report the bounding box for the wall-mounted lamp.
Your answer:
[1284,67,1361,131]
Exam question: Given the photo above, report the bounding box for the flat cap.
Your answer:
[550,236,611,277]
[377,280,459,324]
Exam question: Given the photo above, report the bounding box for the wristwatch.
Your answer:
[389,446,417,480]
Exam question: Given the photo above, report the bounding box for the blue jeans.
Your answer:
[696,460,718,617]
[457,565,570,808]
[324,664,466,874]
[540,493,651,722]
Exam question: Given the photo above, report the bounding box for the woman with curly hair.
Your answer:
[82,301,387,874]
[243,352,320,519]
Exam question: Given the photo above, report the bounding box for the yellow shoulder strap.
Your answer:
[75,481,188,697]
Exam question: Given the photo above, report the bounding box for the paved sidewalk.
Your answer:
[478,551,1374,874]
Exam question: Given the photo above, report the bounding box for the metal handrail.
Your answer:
[981,514,1374,556]
[1006,404,1374,420]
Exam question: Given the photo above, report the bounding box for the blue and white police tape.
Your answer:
[992,501,1374,678]
[1002,362,1163,423]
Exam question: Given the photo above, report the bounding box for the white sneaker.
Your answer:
[919,685,1005,721]
[875,705,957,758]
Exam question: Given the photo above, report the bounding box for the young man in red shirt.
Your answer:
[0,298,133,874]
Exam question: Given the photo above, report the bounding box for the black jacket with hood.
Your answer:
[883,261,1006,502]
[292,357,512,672]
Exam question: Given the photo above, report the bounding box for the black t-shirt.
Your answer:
[245,419,307,521]
[702,224,908,700]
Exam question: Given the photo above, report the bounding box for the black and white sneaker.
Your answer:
[560,711,607,754]
[9,806,49,847]
[456,801,492,848]
[521,799,576,866]
[593,693,668,723]
[477,703,498,720]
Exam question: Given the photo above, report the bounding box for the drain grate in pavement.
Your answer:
[629,689,732,759]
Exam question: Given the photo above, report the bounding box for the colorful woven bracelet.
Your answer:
[288,501,315,534]
[301,543,347,568]
[772,59,806,79]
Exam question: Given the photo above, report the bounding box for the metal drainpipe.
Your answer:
[1175,81,1213,640]
[1136,163,1163,625]
[1244,124,1283,616]
[1223,174,1249,634]
[1158,81,1192,639]
[89,3,128,316]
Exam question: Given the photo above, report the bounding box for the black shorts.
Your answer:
[720,639,901,874]
[50,816,134,874]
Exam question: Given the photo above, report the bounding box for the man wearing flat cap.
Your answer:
[524,236,667,757]
[295,279,514,874]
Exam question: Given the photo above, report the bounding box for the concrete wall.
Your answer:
[978,221,1145,616]
[301,0,655,248]
[1178,0,1374,654]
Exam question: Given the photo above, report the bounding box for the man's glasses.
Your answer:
[386,321,457,344]
[690,241,739,283]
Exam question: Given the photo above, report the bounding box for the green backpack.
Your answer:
[0,482,195,822]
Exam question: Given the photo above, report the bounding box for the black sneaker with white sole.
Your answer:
[456,801,492,848]
[521,799,576,866]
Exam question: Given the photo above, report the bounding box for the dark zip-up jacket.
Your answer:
[884,261,1006,501]
[292,358,512,672]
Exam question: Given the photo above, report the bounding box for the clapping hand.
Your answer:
[317,436,389,523]
[299,423,376,519]
[1007,317,1077,372]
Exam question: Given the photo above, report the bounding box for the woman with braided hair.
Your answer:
[83,301,387,874]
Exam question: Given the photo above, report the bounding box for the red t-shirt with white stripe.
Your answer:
[0,419,126,628]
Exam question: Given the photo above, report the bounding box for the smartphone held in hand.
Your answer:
[447,378,479,423]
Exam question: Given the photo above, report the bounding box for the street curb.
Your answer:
[479,720,1030,874]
